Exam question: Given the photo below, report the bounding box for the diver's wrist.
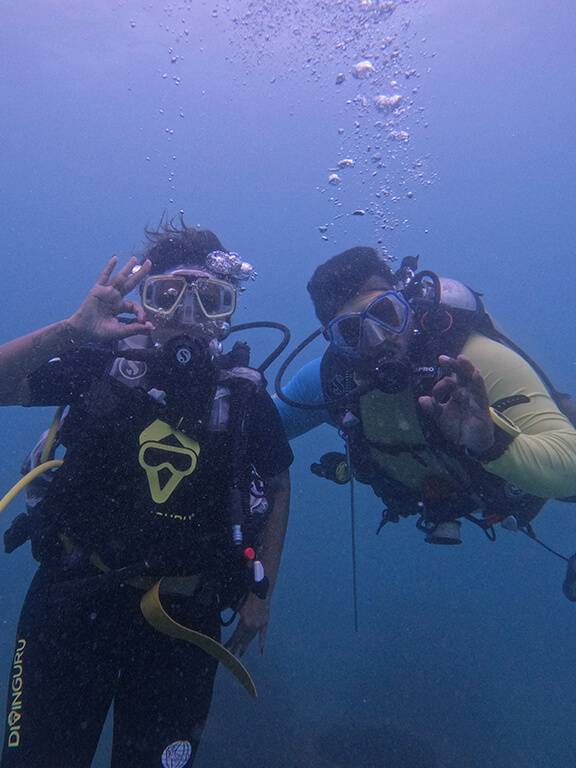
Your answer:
[465,428,495,457]
[61,317,86,347]
[466,422,518,464]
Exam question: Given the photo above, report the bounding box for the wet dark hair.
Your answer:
[140,215,227,275]
[307,246,395,326]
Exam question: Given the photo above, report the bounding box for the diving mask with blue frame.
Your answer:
[326,291,410,358]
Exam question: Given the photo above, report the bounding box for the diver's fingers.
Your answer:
[454,356,477,387]
[418,395,437,416]
[226,638,248,659]
[121,299,149,324]
[429,376,459,404]
[108,256,139,291]
[115,320,155,340]
[470,368,490,408]
[438,355,456,370]
[439,354,475,386]
[94,256,119,287]
[420,378,461,417]
[123,259,152,294]
[225,623,257,659]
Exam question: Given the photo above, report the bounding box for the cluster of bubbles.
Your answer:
[132,2,198,201]
[214,0,435,245]
[133,2,434,237]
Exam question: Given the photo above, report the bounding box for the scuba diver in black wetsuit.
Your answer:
[0,219,293,768]
[275,247,576,595]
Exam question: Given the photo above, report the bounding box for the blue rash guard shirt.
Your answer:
[274,357,328,440]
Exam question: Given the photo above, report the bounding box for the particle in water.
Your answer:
[352,210,366,216]
[335,73,346,85]
[352,60,375,79]
[388,130,409,142]
[319,225,328,232]
[374,94,403,112]
[337,158,355,169]
[328,173,341,186]
[407,191,414,198]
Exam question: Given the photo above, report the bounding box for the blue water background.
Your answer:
[1,1,576,765]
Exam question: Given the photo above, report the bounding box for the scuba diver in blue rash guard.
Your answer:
[275,246,576,601]
[0,218,293,768]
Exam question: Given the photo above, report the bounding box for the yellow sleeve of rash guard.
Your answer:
[462,333,576,499]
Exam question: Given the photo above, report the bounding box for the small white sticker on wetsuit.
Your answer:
[161,740,192,768]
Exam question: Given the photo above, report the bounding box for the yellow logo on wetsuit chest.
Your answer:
[138,419,201,504]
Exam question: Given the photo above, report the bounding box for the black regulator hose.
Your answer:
[228,321,291,373]
[116,322,291,375]
[274,327,329,410]
[408,270,443,306]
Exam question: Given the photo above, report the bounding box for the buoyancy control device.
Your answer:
[275,256,576,598]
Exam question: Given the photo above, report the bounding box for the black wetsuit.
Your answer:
[1,345,293,768]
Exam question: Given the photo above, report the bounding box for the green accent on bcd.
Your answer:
[138,420,200,504]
